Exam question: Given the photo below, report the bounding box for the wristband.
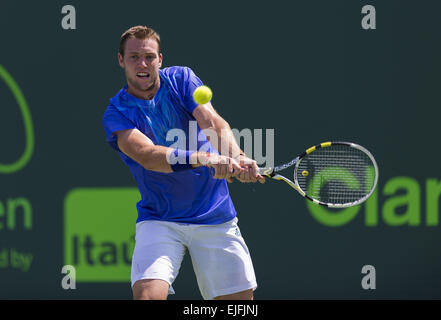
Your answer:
[170,149,195,172]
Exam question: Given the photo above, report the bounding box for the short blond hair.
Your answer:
[119,26,161,56]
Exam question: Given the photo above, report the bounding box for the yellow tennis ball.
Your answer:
[302,170,309,177]
[193,85,213,105]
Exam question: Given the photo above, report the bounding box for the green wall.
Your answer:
[1,0,441,299]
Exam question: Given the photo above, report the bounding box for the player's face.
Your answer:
[118,37,162,99]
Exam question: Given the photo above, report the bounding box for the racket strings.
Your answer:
[296,145,376,205]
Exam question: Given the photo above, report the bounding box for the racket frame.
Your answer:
[260,141,379,208]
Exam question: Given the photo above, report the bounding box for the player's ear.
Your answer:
[158,53,163,68]
[118,53,125,68]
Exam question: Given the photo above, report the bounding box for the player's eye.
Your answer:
[131,55,138,60]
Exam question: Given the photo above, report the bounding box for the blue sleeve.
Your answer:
[102,105,135,152]
[174,67,204,114]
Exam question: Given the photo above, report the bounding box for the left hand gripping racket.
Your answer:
[259,141,379,208]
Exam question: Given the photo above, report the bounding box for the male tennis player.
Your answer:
[102,26,265,300]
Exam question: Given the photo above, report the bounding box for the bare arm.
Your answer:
[115,128,242,178]
[116,128,174,173]
[192,102,243,159]
[193,103,265,183]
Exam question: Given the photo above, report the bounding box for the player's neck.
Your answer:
[127,80,160,101]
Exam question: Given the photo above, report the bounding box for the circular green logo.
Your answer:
[0,65,35,174]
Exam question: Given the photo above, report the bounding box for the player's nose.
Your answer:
[139,58,148,67]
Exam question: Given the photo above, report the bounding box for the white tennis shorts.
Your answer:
[130,217,257,300]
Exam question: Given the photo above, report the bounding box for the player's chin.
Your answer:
[133,79,154,92]
[135,76,153,86]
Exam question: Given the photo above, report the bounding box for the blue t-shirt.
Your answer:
[102,66,236,225]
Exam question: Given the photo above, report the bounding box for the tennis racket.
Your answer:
[259,141,379,208]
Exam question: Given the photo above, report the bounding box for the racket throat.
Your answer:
[272,174,304,195]
[259,167,276,178]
